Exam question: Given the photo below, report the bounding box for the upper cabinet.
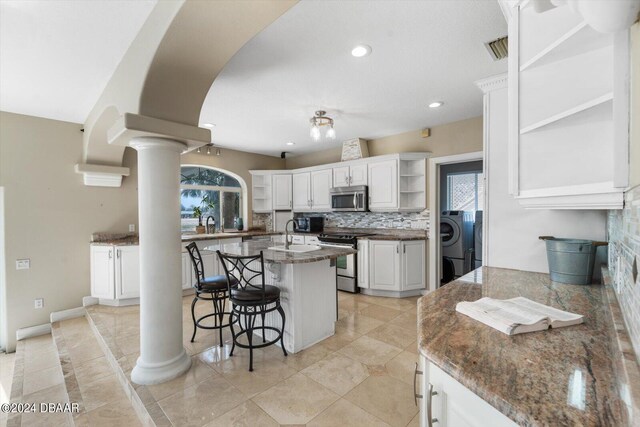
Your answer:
[272,174,292,210]
[368,159,398,210]
[292,169,332,212]
[368,155,427,212]
[292,172,312,212]
[250,171,273,213]
[333,163,368,187]
[508,1,628,209]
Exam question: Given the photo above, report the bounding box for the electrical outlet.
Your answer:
[129,224,135,232]
[16,259,30,270]
[34,298,44,309]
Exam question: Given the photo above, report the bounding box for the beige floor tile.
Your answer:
[204,400,278,427]
[24,348,59,373]
[0,352,15,405]
[366,323,417,349]
[308,398,390,427]
[76,397,142,427]
[74,357,113,388]
[301,353,369,396]
[359,305,402,322]
[338,336,402,367]
[114,333,139,356]
[338,297,371,314]
[282,343,333,371]
[146,356,217,401]
[385,351,418,385]
[21,384,71,427]
[252,373,339,425]
[221,359,296,398]
[318,326,361,352]
[404,340,419,355]
[407,412,420,427]
[22,365,64,395]
[24,334,55,351]
[336,314,384,335]
[158,376,247,426]
[367,296,416,310]
[78,374,126,412]
[390,311,418,329]
[345,375,418,427]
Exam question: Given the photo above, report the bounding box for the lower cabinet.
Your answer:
[182,250,217,290]
[90,244,140,300]
[418,354,517,427]
[357,240,369,289]
[368,239,425,292]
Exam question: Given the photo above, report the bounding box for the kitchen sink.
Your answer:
[268,244,322,253]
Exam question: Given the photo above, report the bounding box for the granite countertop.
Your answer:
[323,227,428,241]
[91,230,280,246]
[418,267,637,426]
[206,240,356,264]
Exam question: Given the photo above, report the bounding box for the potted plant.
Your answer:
[193,206,205,234]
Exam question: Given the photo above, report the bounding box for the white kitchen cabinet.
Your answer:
[368,159,398,210]
[369,240,400,291]
[292,172,311,212]
[291,235,305,244]
[310,169,332,211]
[333,164,368,187]
[418,354,517,427]
[357,240,369,289]
[401,241,425,291]
[90,246,115,299]
[304,235,320,245]
[506,1,627,209]
[182,249,221,290]
[90,244,139,301]
[368,239,425,293]
[272,174,292,210]
[250,171,273,213]
[181,252,193,290]
[115,246,140,299]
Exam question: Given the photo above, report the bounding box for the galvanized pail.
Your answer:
[539,236,608,285]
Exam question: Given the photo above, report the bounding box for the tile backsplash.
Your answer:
[609,185,640,360]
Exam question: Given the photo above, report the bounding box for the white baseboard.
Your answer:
[50,306,85,323]
[359,288,424,298]
[83,296,99,307]
[16,323,51,341]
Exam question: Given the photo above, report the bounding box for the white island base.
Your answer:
[255,259,337,354]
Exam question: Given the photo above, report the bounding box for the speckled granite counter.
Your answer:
[323,227,428,241]
[90,230,280,245]
[418,266,638,427]
[207,240,356,264]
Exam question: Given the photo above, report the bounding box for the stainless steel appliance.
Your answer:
[330,186,368,212]
[293,216,324,233]
[317,232,371,293]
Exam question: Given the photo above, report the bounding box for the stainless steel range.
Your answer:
[317,232,371,293]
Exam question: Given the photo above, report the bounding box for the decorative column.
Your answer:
[129,136,191,385]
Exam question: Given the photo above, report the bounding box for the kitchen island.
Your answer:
[417,267,639,427]
[208,240,357,353]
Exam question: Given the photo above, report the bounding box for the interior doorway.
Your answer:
[427,152,484,292]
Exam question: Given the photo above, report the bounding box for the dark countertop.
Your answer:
[206,240,356,264]
[90,230,280,246]
[323,227,428,241]
[417,266,637,427]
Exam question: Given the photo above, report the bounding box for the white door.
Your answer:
[311,169,332,211]
[90,246,114,299]
[333,166,350,187]
[182,252,193,290]
[115,246,140,299]
[368,160,398,210]
[292,173,311,212]
[272,174,292,210]
[350,163,368,186]
[369,240,400,291]
[357,240,369,289]
[401,241,425,291]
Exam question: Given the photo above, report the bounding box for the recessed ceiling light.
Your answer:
[428,102,444,108]
[286,142,295,146]
[351,45,372,58]
[202,123,215,128]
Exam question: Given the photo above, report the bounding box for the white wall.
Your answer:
[484,84,607,273]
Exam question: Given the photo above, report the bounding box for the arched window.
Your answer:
[180,166,245,233]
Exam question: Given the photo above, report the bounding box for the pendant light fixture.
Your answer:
[309,110,336,142]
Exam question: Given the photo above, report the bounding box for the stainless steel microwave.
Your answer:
[330,186,368,212]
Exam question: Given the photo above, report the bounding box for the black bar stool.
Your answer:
[186,242,236,346]
[216,250,287,372]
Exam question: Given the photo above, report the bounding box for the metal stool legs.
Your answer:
[190,290,231,347]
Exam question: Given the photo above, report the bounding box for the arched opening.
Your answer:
[180,165,248,233]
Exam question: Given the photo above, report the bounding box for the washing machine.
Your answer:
[441,211,473,277]
[474,211,483,269]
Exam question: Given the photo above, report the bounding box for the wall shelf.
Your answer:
[519,92,613,135]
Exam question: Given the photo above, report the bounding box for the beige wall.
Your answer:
[630,22,640,188]
[0,112,283,352]
[286,116,483,169]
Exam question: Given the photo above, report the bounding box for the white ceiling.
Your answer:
[0,0,156,124]
[200,0,507,157]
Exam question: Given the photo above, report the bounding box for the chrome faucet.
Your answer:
[206,216,216,234]
[284,219,295,249]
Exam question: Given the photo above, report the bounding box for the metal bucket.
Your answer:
[539,236,608,285]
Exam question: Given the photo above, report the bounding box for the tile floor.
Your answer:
[17,291,422,426]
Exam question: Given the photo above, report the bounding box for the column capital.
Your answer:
[130,137,187,153]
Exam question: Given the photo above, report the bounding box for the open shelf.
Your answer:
[520,92,613,135]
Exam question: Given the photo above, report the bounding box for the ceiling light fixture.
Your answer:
[309,110,336,142]
[429,101,444,108]
[202,123,215,128]
[351,44,372,58]
[286,142,295,146]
